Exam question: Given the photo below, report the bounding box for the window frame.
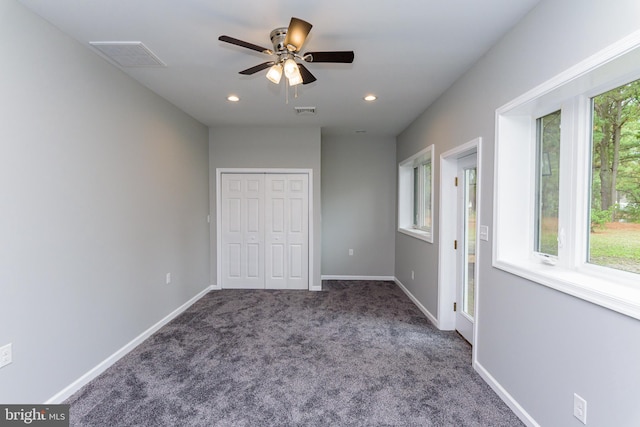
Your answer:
[399,145,434,243]
[494,31,640,320]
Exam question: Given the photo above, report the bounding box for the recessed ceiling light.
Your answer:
[227,95,240,102]
[363,95,377,102]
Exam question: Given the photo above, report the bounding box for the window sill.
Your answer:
[398,227,433,243]
[494,258,640,320]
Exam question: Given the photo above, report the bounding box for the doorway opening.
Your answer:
[438,138,482,350]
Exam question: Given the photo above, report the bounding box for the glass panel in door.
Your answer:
[462,167,477,318]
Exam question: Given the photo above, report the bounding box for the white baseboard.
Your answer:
[321,275,396,281]
[210,282,221,290]
[393,278,439,328]
[45,285,214,404]
[474,361,539,427]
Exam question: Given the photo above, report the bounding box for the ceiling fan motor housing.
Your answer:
[269,27,289,53]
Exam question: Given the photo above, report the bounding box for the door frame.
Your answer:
[438,138,482,351]
[215,168,315,291]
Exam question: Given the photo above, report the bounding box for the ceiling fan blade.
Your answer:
[219,35,272,54]
[239,62,274,75]
[304,51,354,63]
[297,63,317,85]
[283,17,312,52]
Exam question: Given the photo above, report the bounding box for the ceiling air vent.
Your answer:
[89,42,166,67]
[294,106,317,116]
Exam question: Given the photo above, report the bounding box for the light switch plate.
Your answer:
[479,225,489,241]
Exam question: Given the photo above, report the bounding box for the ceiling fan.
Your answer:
[219,17,354,87]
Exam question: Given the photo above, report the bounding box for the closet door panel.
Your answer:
[265,176,287,289]
[266,174,308,289]
[221,174,265,289]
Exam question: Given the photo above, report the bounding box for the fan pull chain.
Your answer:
[284,77,299,104]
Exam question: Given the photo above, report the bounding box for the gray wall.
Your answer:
[395,132,442,317]
[395,0,640,425]
[209,127,322,288]
[321,135,396,278]
[0,0,210,403]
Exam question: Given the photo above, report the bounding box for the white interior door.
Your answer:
[221,174,265,289]
[220,172,308,290]
[265,174,309,289]
[456,154,477,344]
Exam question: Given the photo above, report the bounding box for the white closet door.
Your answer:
[265,174,309,289]
[221,174,265,289]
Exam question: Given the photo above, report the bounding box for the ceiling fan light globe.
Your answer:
[266,64,283,84]
[283,58,299,79]
[288,70,303,86]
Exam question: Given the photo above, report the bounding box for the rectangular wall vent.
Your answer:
[89,42,166,67]
[294,106,317,115]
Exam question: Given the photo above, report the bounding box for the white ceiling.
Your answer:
[18,0,540,136]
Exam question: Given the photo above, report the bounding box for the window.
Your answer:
[413,161,432,231]
[494,32,640,320]
[399,145,434,242]
[413,166,420,226]
[589,81,640,274]
[535,110,561,257]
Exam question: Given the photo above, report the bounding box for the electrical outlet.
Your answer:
[166,273,171,285]
[411,270,415,280]
[574,393,587,424]
[0,343,12,369]
[348,249,354,256]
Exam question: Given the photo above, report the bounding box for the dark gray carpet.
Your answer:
[66,280,523,426]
